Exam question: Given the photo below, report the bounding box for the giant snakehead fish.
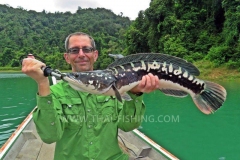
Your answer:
[44,53,227,115]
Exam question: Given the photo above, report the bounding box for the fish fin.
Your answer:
[112,84,122,102]
[192,81,227,114]
[108,53,124,60]
[159,89,188,97]
[121,93,132,101]
[107,53,200,76]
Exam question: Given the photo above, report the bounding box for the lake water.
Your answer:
[140,81,240,160]
[0,73,239,160]
[0,73,37,146]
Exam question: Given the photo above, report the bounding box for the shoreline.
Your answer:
[194,61,240,82]
[1,65,240,82]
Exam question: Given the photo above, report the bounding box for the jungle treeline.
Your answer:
[0,0,239,70]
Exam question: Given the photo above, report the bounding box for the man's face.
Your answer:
[64,35,98,72]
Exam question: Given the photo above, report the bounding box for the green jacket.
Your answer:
[33,80,146,160]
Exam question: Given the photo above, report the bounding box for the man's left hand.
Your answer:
[130,73,159,94]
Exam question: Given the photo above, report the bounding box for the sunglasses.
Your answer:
[67,46,94,54]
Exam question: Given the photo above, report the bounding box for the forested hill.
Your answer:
[0,1,240,71]
[0,4,131,69]
[126,0,240,69]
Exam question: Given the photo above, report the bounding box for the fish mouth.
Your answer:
[67,72,82,79]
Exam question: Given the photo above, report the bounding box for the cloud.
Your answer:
[54,0,101,11]
[52,0,151,18]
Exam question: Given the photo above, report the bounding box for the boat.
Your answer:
[0,77,179,160]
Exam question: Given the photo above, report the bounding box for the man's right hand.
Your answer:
[22,58,50,96]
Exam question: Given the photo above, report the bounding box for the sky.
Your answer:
[0,0,151,20]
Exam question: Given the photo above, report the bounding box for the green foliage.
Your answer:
[0,5,131,70]
[125,0,240,67]
[225,60,240,69]
[162,36,188,58]
[206,45,231,66]
[184,52,205,63]
[1,1,240,71]
[125,11,151,54]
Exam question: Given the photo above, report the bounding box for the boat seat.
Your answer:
[138,146,152,157]
[129,156,152,160]
[22,130,37,141]
[16,139,42,160]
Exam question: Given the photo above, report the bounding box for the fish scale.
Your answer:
[45,53,227,115]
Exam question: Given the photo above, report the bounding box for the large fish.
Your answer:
[52,53,226,115]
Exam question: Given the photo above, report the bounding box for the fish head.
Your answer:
[64,71,116,94]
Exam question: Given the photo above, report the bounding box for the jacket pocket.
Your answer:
[96,96,118,122]
[60,98,85,129]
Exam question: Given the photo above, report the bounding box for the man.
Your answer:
[22,32,159,160]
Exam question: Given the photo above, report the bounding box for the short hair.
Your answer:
[64,32,96,51]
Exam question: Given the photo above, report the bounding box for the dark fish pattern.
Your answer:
[108,53,200,76]
[62,53,227,115]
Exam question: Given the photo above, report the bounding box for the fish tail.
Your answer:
[192,81,227,114]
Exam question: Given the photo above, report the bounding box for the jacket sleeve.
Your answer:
[117,92,146,132]
[33,93,66,144]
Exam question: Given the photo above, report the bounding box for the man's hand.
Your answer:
[130,73,159,94]
[22,58,47,83]
[22,58,50,96]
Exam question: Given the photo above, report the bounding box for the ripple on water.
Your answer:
[0,128,16,134]
[1,116,25,122]
[0,132,15,142]
[0,74,37,148]
[0,123,13,130]
[2,106,18,109]
[0,114,8,117]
